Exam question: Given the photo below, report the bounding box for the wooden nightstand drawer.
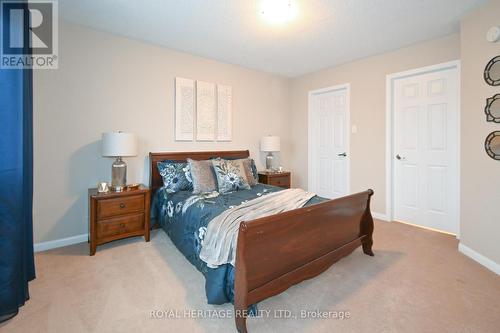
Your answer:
[97,194,144,219]
[97,213,144,239]
[89,185,150,255]
[268,176,290,187]
[258,171,291,189]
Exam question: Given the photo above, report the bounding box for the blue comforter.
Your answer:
[152,184,325,305]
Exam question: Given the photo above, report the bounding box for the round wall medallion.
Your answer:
[485,94,500,123]
[484,55,500,86]
[485,131,500,160]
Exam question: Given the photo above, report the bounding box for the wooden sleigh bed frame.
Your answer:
[149,150,375,333]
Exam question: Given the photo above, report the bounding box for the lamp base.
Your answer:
[111,157,127,192]
[266,152,274,171]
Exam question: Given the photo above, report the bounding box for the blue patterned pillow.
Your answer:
[157,161,193,193]
[211,158,251,194]
[211,157,258,186]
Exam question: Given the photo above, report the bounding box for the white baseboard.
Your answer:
[34,233,88,253]
[458,243,500,275]
[372,212,390,222]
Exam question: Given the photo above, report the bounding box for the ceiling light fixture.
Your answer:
[260,0,298,24]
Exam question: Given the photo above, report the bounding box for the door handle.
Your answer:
[338,152,347,157]
[396,154,406,161]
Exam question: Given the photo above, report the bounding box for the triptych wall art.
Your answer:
[175,77,232,142]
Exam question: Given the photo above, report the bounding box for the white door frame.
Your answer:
[385,60,461,237]
[308,83,351,195]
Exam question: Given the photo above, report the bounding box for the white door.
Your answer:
[308,85,350,199]
[393,67,459,234]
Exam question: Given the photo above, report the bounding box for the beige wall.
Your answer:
[460,0,500,265]
[35,12,500,268]
[33,22,291,243]
[289,34,460,214]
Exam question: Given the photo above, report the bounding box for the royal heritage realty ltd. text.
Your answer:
[150,309,351,320]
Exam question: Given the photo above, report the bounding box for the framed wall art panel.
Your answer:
[196,81,216,141]
[175,77,195,141]
[217,84,232,141]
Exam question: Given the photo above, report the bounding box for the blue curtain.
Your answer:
[0,1,35,322]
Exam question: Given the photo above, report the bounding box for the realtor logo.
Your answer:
[1,0,58,69]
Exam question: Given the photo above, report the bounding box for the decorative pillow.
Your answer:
[157,161,193,193]
[212,158,251,194]
[187,158,218,194]
[242,158,258,186]
[212,157,259,186]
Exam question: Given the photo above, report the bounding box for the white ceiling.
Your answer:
[59,0,487,77]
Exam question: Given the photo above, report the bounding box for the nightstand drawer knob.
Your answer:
[119,203,126,209]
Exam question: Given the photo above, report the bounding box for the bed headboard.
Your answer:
[149,150,250,194]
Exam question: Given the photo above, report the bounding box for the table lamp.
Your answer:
[260,135,280,171]
[102,131,138,192]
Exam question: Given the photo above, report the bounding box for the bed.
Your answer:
[149,150,375,333]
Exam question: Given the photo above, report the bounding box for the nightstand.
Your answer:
[258,171,291,189]
[88,185,150,255]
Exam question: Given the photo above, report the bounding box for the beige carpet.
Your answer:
[1,220,499,333]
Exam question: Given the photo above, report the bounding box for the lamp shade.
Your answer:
[102,131,138,157]
[260,135,280,152]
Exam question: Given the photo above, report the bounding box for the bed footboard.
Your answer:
[234,189,374,333]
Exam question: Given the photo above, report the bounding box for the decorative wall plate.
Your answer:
[485,94,500,123]
[485,131,500,160]
[484,55,500,86]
